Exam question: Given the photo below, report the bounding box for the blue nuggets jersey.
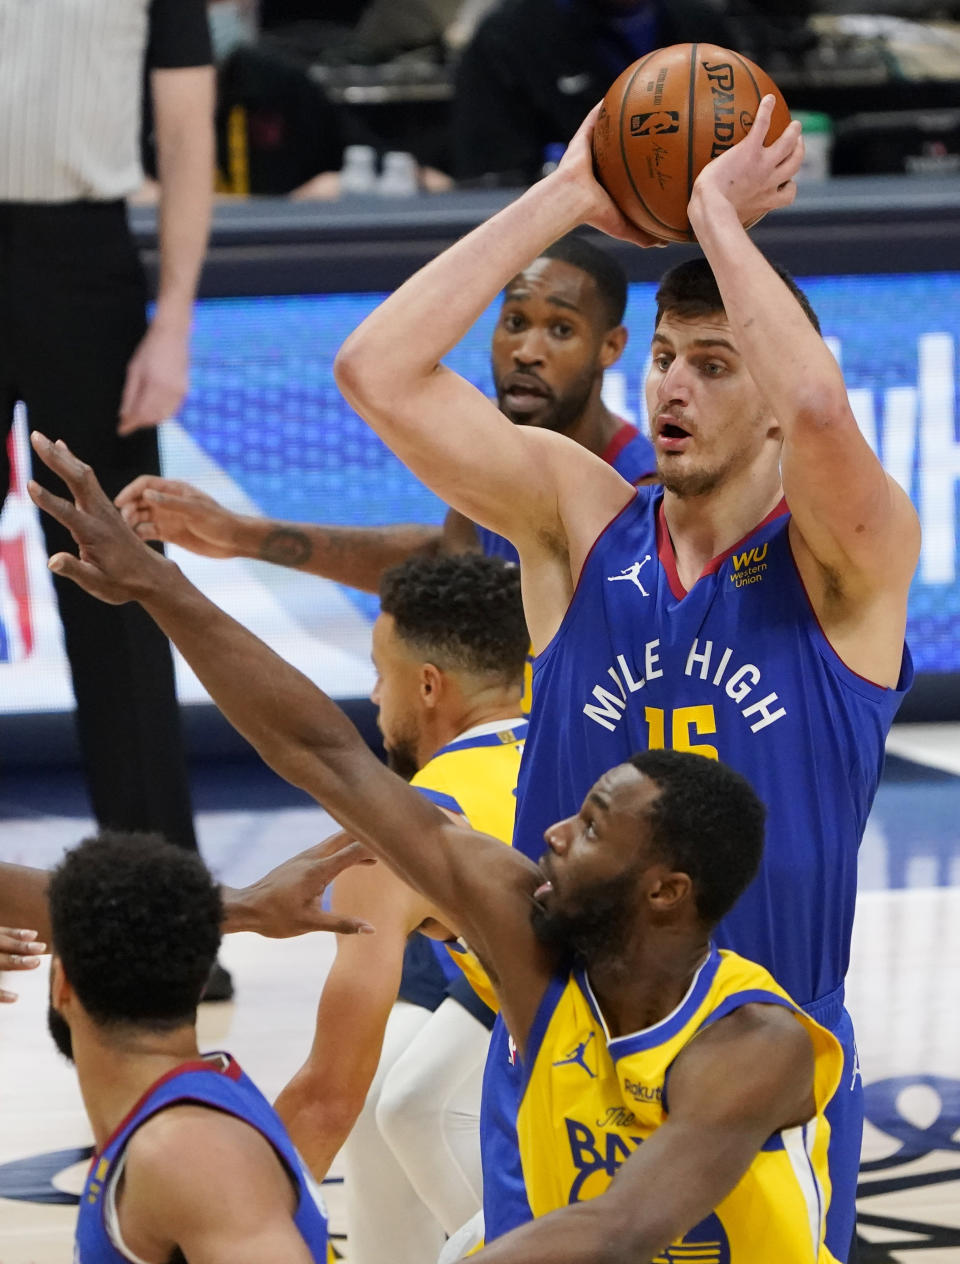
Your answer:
[516,487,911,1006]
[75,1054,330,1263]
[475,421,656,564]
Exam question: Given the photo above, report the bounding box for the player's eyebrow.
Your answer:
[503,288,581,314]
[652,332,738,354]
[586,791,611,812]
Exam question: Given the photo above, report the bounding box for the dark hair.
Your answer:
[48,831,222,1031]
[654,256,820,334]
[539,233,628,329]
[627,749,766,925]
[379,553,528,685]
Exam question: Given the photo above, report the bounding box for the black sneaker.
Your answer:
[202,960,234,1003]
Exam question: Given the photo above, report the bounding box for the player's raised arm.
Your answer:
[472,1004,819,1264]
[332,107,653,572]
[28,433,552,1045]
[116,474,466,594]
[687,98,920,645]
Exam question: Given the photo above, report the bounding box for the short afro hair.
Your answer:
[627,749,766,926]
[48,831,222,1031]
[379,553,528,686]
[654,256,820,335]
[538,233,628,329]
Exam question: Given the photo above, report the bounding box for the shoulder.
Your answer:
[668,1002,814,1127]
[125,1102,283,1193]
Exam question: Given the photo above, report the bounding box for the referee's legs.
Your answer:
[10,202,199,854]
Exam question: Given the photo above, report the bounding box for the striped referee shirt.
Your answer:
[0,0,211,203]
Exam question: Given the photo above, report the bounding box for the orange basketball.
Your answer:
[592,43,791,243]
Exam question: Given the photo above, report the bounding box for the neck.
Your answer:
[418,685,523,766]
[562,393,624,457]
[586,927,711,1039]
[73,1025,201,1150]
[661,452,783,584]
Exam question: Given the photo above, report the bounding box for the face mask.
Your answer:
[208,0,257,64]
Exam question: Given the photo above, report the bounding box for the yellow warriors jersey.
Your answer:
[411,718,527,1012]
[516,945,843,1263]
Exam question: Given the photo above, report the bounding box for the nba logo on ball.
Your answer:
[630,111,680,137]
[593,43,791,243]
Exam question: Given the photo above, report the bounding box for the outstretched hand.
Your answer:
[690,94,804,227]
[223,833,378,939]
[556,102,667,249]
[116,475,243,559]
[27,433,172,604]
[0,928,45,1004]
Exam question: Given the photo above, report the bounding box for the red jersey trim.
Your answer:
[96,1053,242,1158]
[656,496,790,601]
[599,421,640,468]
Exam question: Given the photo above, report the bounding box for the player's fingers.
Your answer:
[309,911,377,936]
[771,120,804,168]
[0,929,45,956]
[751,94,776,147]
[312,839,377,884]
[27,478,86,534]
[119,360,141,420]
[114,474,167,509]
[30,433,111,509]
[142,489,211,520]
[0,951,43,971]
[132,520,161,541]
[48,553,124,601]
[0,988,20,1003]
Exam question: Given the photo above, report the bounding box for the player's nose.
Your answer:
[655,357,691,406]
[544,818,573,854]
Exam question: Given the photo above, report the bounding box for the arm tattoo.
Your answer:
[259,528,313,569]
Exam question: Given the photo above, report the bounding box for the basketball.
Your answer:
[592,43,791,243]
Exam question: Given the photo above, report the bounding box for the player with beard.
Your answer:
[10,461,844,1262]
[115,233,655,587]
[273,554,529,1264]
[46,831,331,1264]
[320,97,918,1261]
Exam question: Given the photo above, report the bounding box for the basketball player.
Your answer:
[48,830,330,1264]
[114,234,655,584]
[274,554,528,1264]
[17,462,844,1260]
[327,96,917,1262]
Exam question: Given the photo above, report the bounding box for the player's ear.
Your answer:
[647,868,693,914]
[50,956,73,1009]
[419,662,443,709]
[600,324,628,369]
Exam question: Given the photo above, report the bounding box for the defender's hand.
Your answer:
[0,928,45,1003]
[555,103,667,249]
[689,95,803,228]
[116,476,243,559]
[27,433,173,604]
[223,834,377,939]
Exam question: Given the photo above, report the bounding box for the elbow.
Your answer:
[334,331,393,418]
[789,382,854,436]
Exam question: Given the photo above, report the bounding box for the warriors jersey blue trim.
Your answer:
[414,786,465,815]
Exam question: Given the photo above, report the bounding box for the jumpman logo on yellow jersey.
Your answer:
[552,1031,597,1078]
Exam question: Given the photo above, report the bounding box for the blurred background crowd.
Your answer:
[138,0,960,201]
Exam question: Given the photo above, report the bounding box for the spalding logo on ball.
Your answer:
[593,43,791,242]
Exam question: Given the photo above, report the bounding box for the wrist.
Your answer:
[231,514,266,561]
[687,183,739,238]
[220,884,258,934]
[150,298,193,338]
[522,169,595,236]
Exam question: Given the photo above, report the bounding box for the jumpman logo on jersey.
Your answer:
[553,1031,597,1077]
[607,556,652,596]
